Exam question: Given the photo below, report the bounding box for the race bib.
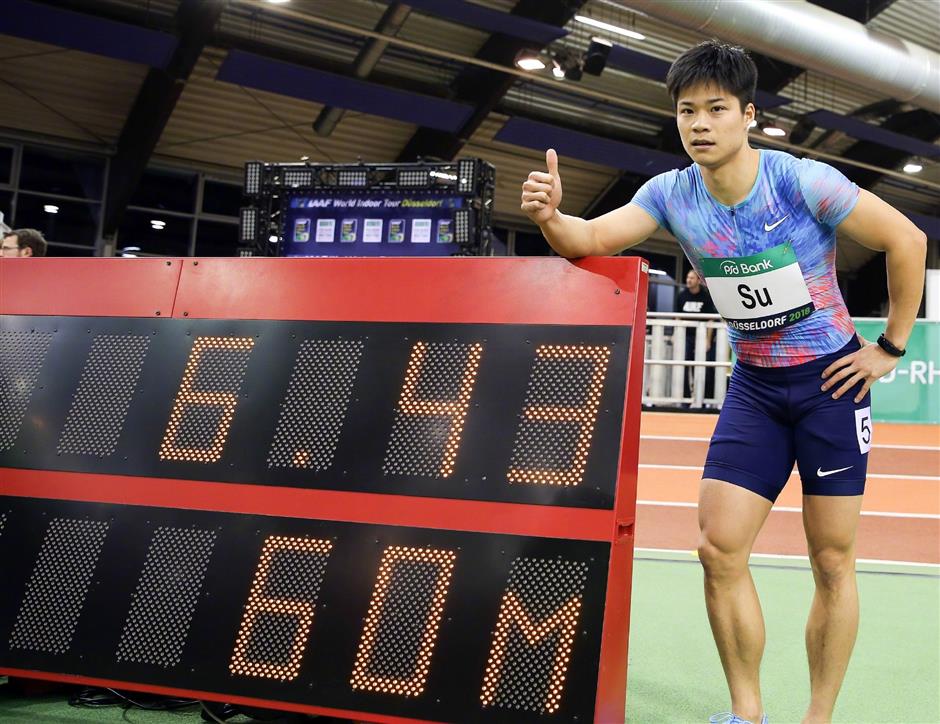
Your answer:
[700,242,815,332]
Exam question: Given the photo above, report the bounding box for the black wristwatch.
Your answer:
[876,333,906,357]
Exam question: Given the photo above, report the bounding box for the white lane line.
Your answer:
[633,546,940,569]
[636,499,940,520]
[641,434,940,452]
[637,463,940,481]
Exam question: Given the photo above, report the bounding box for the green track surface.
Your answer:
[627,554,940,724]
[1,555,937,723]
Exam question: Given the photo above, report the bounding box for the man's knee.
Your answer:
[697,533,749,581]
[809,546,855,591]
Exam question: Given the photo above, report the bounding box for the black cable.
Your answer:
[67,686,198,711]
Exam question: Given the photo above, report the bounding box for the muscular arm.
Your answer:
[521,149,661,258]
[821,188,927,401]
[836,188,927,348]
[540,203,661,258]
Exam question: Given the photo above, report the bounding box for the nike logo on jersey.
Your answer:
[817,465,853,478]
[764,215,789,232]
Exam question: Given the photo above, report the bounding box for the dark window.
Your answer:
[513,230,552,256]
[118,211,191,256]
[642,252,677,281]
[19,147,104,199]
[202,180,243,217]
[195,220,239,257]
[129,169,197,213]
[0,190,13,227]
[45,243,95,257]
[0,146,13,186]
[15,194,100,246]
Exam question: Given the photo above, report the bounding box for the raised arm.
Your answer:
[520,149,660,258]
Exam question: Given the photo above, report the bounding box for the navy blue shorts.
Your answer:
[704,337,871,502]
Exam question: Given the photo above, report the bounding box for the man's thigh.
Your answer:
[802,494,863,555]
[699,479,773,555]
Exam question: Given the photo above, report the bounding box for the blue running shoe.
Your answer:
[709,714,768,724]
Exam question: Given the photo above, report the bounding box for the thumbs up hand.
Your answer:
[520,149,564,225]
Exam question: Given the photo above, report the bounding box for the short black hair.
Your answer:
[7,228,48,257]
[665,40,758,112]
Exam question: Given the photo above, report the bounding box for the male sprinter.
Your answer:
[520,41,926,724]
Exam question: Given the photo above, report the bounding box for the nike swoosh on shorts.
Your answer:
[817,465,853,477]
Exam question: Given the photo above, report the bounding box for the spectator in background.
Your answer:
[676,269,716,404]
[1,228,48,257]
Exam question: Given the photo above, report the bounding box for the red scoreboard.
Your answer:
[0,256,648,723]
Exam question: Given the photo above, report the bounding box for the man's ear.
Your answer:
[744,102,756,125]
[21,247,33,257]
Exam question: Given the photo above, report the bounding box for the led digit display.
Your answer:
[230,536,334,681]
[0,318,628,509]
[0,499,609,722]
[0,330,53,451]
[57,334,150,457]
[266,339,364,471]
[383,342,483,478]
[480,557,586,714]
[9,517,110,655]
[508,345,612,486]
[159,336,255,463]
[351,546,456,696]
[116,526,217,668]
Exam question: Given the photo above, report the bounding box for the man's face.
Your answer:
[676,82,754,168]
[686,270,700,291]
[1,234,29,257]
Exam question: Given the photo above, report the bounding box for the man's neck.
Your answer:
[699,146,760,207]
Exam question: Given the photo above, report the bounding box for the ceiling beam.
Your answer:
[101,0,224,237]
[396,0,587,162]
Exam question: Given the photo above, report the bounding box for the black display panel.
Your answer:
[0,316,630,509]
[0,498,610,723]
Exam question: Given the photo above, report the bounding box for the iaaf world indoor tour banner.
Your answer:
[282,193,464,258]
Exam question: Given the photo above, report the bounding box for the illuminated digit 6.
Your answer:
[230,536,333,681]
[159,336,254,463]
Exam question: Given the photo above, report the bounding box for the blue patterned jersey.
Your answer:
[632,149,859,366]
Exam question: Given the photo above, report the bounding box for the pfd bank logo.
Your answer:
[879,359,940,385]
[719,259,774,276]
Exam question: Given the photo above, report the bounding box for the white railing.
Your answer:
[643,312,732,409]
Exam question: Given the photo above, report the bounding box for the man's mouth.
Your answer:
[691,140,715,147]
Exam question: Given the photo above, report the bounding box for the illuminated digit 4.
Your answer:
[159,336,254,463]
[383,341,483,478]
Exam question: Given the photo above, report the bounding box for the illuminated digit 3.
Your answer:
[159,336,254,463]
[351,546,456,697]
[508,345,611,486]
[230,536,333,681]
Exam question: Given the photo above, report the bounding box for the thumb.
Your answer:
[545,148,560,178]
